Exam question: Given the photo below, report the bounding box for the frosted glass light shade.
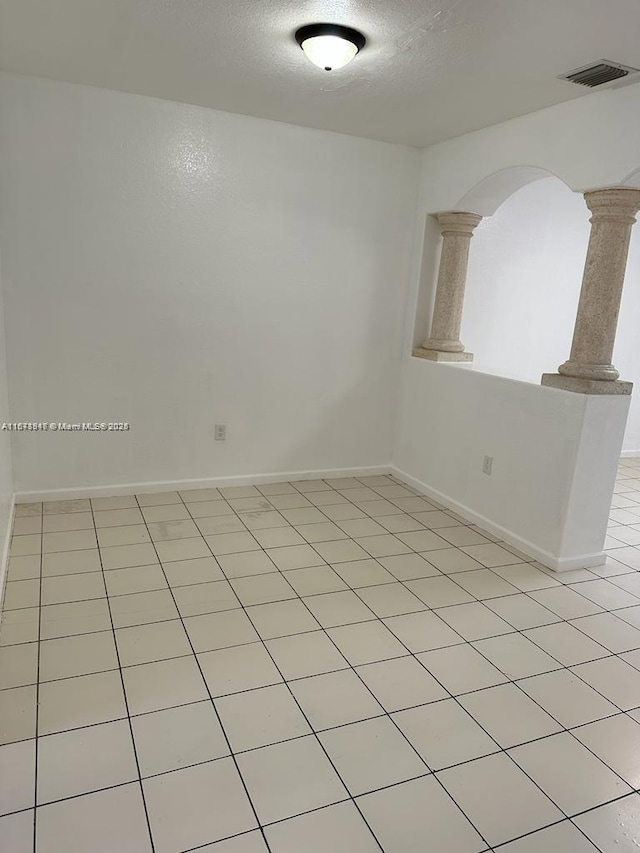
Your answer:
[295,24,366,72]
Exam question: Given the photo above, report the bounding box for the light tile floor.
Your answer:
[2,463,640,851]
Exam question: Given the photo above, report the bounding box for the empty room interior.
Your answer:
[3,1,640,851]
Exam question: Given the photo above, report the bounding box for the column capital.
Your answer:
[436,211,483,235]
[584,187,640,223]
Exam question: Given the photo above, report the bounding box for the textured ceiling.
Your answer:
[1,0,640,146]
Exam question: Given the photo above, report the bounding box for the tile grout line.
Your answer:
[87,499,158,853]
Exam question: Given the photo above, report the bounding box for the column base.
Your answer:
[413,348,473,363]
[541,373,633,395]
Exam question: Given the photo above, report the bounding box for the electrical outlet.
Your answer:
[214,424,226,441]
[482,455,493,476]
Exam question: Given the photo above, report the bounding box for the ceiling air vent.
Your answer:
[559,60,640,88]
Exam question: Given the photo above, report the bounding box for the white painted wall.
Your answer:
[397,82,640,568]
[0,73,420,493]
[0,251,15,596]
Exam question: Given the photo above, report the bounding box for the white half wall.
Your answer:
[393,359,628,570]
[0,73,420,493]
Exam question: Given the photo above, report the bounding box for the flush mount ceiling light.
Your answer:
[295,23,366,71]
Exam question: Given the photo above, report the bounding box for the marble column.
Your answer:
[414,211,483,362]
[542,187,640,395]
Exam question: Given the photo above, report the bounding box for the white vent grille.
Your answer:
[559,60,640,88]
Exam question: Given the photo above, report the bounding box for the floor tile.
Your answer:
[131,700,229,777]
[472,633,561,679]
[509,731,630,815]
[356,582,426,618]
[378,552,441,581]
[217,550,277,579]
[143,758,257,853]
[0,738,35,815]
[328,621,408,666]
[94,508,145,527]
[188,500,235,518]
[236,735,347,824]
[141,504,190,523]
[42,511,93,533]
[289,668,384,730]
[497,821,599,852]
[40,598,112,638]
[491,562,560,591]
[10,534,42,556]
[437,752,562,847]
[459,683,562,748]
[266,631,348,680]
[434,601,514,641]
[104,564,167,597]
[116,619,192,666]
[572,713,640,786]
[39,631,118,681]
[0,684,37,745]
[484,593,560,630]
[0,642,39,688]
[384,610,464,653]
[0,809,33,853]
[264,801,379,853]
[523,621,610,666]
[41,548,101,576]
[570,612,640,653]
[319,716,427,796]
[357,775,486,853]
[216,683,311,752]
[173,579,240,617]
[356,655,447,712]
[38,670,127,735]
[295,522,348,543]
[569,578,640,610]
[35,782,152,853]
[97,524,151,547]
[574,793,640,853]
[37,719,137,804]
[406,576,475,608]
[197,514,247,535]
[6,554,41,581]
[231,573,296,606]
[529,586,603,619]
[42,529,97,554]
[286,567,347,599]
[452,568,520,600]
[517,669,618,726]
[266,544,325,571]
[420,548,484,574]
[395,530,451,552]
[245,599,320,640]
[336,518,388,538]
[313,539,371,564]
[109,588,180,628]
[123,655,208,715]
[184,609,259,653]
[251,527,305,548]
[418,644,508,695]
[91,495,139,510]
[393,699,499,770]
[147,518,201,541]
[3,579,40,610]
[101,543,158,570]
[572,656,640,710]
[199,643,283,697]
[41,571,105,605]
[227,497,273,514]
[162,556,224,586]
[303,590,376,628]
[460,543,520,568]
[0,607,39,646]
[155,536,212,562]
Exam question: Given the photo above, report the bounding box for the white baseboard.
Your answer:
[621,450,640,459]
[15,465,393,503]
[391,466,605,573]
[0,496,16,611]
